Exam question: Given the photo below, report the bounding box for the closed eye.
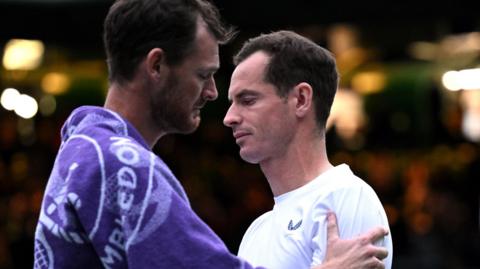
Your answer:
[240,97,256,106]
[232,89,261,106]
[198,73,210,80]
[197,67,218,81]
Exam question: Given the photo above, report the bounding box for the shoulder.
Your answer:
[313,164,379,202]
[63,133,151,165]
[53,133,156,198]
[238,210,273,256]
[242,210,273,236]
[305,165,385,224]
[248,210,272,227]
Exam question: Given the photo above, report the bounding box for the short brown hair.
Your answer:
[103,0,235,83]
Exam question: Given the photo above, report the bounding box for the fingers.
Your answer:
[369,257,385,269]
[364,226,388,245]
[370,245,389,260]
[326,212,339,242]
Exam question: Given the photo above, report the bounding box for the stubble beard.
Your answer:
[150,73,199,135]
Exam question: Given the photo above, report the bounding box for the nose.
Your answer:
[223,103,240,127]
[203,77,218,101]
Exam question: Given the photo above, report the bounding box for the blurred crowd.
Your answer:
[1,13,479,268]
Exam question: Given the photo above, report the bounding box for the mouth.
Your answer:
[192,109,201,117]
[192,104,204,116]
[193,101,206,112]
[233,130,251,143]
[233,131,248,139]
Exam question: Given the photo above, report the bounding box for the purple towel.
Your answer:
[34,106,256,269]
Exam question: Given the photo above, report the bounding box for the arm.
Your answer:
[64,137,256,268]
[314,212,389,269]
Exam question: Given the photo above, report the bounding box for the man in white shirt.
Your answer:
[223,30,393,269]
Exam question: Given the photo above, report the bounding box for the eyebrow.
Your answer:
[201,66,220,74]
[228,89,261,102]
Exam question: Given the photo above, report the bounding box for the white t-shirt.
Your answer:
[238,164,393,269]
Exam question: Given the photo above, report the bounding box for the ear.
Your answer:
[292,82,313,118]
[145,48,166,78]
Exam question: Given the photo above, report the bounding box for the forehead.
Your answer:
[229,51,271,97]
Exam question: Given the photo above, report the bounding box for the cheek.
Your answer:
[254,116,280,144]
[176,81,199,104]
[263,111,294,140]
[186,80,204,101]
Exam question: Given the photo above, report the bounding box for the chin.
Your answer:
[172,122,199,135]
[190,118,201,131]
[239,150,260,164]
[181,124,199,134]
[176,116,201,134]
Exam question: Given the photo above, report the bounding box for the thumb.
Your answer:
[326,212,339,242]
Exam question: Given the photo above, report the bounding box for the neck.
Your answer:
[104,81,165,148]
[259,131,332,196]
